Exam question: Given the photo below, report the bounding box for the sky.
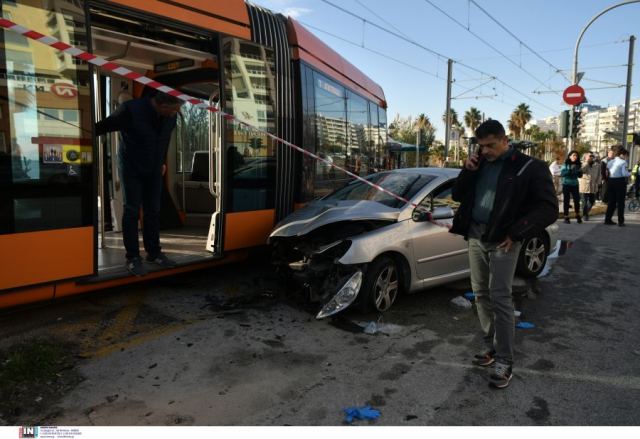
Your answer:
[255,0,640,140]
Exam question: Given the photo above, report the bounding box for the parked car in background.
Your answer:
[269,168,559,319]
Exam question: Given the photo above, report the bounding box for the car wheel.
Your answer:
[516,234,549,278]
[358,255,401,313]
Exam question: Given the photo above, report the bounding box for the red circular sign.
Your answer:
[51,83,78,99]
[563,84,585,106]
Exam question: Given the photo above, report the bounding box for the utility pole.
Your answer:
[444,59,453,167]
[622,35,635,150]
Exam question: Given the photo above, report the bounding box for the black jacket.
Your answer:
[450,149,558,242]
[95,97,177,175]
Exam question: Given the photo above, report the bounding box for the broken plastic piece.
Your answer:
[343,406,381,423]
[463,292,475,301]
[363,321,377,335]
[516,321,535,329]
[450,296,472,309]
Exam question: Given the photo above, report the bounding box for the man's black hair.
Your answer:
[474,119,505,139]
[152,92,183,106]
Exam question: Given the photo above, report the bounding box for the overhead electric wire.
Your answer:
[317,0,559,114]
[460,39,629,62]
[422,0,560,94]
[468,0,570,82]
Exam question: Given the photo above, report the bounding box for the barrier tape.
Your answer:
[0,17,452,227]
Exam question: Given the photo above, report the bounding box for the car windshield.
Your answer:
[323,172,436,208]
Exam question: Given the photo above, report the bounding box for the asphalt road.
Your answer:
[1,212,639,426]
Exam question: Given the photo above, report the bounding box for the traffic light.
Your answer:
[559,110,569,138]
[571,110,581,137]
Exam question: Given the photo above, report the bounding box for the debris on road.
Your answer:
[343,405,381,423]
[463,292,475,301]
[516,321,535,329]
[359,321,404,336]
[450,296,472,310]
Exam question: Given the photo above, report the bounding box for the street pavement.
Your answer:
[0,212,639,426]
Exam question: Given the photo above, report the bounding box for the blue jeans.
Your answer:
[120,167,163,260]
[581,193,595,217]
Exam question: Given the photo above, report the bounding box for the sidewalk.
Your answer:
[557,196,607,219]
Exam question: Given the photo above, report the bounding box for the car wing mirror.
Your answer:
[431,206,455,220]
[412,208,431,222]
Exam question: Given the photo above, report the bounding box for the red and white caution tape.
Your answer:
[0,18,453,228]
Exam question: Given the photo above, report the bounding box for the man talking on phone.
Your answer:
[450,120,557,389]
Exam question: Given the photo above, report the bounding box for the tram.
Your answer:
[0,0,390,308]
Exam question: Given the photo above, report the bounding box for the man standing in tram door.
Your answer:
[96,91,183,276]
[449,120,557,389]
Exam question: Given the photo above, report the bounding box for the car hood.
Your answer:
[270,200,400,238]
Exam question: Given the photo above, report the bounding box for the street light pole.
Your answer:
[444,59,453,167]
[569,0,640,149]
[622,35,635,150]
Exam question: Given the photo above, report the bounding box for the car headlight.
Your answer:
[316,270,363,319]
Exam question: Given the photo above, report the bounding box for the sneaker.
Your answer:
[472,350,496,367]
[584,214,589,221]
[618,223,626,227]
[563,217,570,224]
[604,220,616,225]
[576,216,582,224]
[126,257,147,277]
[489,362,513,389]
[146,252,177,268]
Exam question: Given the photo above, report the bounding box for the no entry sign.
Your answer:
[563,84,585,106]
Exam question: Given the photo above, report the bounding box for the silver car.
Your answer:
[269,168,558,319]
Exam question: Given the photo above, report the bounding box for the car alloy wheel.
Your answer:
[373,263,399,311]
[516,234,548,278]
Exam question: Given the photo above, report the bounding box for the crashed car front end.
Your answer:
[269,199,402,318]
[270,218,395,319]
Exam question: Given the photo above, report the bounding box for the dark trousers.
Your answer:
[120,169,163,260]
[581,193,595,217]
[605,177,626,224]
[562,184,580,217]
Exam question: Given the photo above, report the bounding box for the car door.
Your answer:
[410,180,468,280]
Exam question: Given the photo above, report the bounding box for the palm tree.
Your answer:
[414,113,432,166]
[442,108,460,128]
[512,103,532,139]
[464,107,482,136]
[508,117,521,139]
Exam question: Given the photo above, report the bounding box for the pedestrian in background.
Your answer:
[549,157,562,196]
[96,91,183,276]
[604,147,631,226]
[579,152,602,221]
[450,120,557,389]
[561,150,583,224]
[600,148,615,202]
[632,159,640,198]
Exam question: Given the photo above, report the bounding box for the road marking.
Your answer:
[83,321,192,359]
[98,291,146,345]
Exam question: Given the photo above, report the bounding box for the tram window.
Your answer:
[313,72,347,198]
[223,37,276,212]
[0,0,92,234]
[347,91,368,176]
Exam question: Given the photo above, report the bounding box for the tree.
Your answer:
[508,117,521,139]
[512,103,532,139]
[464,107,482,136]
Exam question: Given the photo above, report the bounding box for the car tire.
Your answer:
[516,234,549,279]
[357,255,401,313]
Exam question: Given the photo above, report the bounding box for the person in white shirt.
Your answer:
[604,147,631,226]
[548,157,562,195]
